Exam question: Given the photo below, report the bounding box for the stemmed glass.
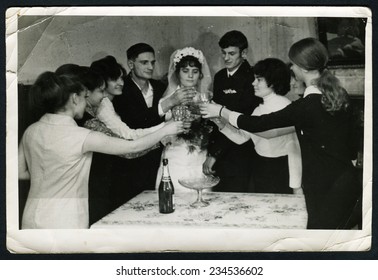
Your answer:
[172,105,189,121]
[197,90,213,128]
[178,175,220,208]
[172,105,191,134]
[199,90,213,104]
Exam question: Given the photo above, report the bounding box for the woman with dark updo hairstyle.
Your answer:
[201,38,361,229]
[18,71,184,229]
[88,55,165,141]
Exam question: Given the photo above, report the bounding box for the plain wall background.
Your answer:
[17,15,364,95]
[18,16,316,84]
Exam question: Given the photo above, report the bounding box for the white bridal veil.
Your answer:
[163,47,212,98]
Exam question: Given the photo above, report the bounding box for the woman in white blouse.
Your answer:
[89,55,164,141]
[212,58,302,194]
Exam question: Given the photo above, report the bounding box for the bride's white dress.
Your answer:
[155,136,208,193]
[155,47,213,193]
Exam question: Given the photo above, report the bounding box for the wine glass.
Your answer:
[172,105,192,134]
[199,90,213,104]
[178,175,220,207]
[172,105,188,121]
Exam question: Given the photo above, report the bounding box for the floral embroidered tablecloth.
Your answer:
[91,191,307,229]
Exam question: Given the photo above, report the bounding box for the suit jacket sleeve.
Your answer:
[114,79,166,129]
[236,99,304,133]
[207,68,260,159]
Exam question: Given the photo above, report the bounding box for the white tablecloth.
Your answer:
[91,191,307,229]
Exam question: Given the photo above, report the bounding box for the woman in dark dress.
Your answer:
[201,38,361,229]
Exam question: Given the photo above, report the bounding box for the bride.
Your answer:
[155,47,213,192]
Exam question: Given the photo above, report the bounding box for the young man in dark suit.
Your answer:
[203,30,262,192]
[112,43,194,203]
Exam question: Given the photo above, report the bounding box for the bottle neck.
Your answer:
[162,160,171,182]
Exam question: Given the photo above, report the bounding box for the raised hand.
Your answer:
[169,87,196,107]
[202,156,216,175]
[163,120,185,136]
[200,102,222,118]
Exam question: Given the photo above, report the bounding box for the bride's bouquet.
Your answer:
[172,91,213,153]
[165,46,213,153]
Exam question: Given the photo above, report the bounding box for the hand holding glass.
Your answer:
[199,90,213,104]
[172,105,191,133]
[172,105,189,121]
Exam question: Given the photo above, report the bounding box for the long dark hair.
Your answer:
[289,37,350,113]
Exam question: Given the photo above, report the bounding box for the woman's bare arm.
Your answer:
[82,121,184,155]
[220,123,250,145]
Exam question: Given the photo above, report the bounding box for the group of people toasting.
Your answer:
[18,29,361,230]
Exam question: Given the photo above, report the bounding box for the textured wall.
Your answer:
[18,16,315,83]
[17,15,364,95]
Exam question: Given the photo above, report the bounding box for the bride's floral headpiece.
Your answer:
[173,47,204,66]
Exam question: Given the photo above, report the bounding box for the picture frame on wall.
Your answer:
[317,17,367,68]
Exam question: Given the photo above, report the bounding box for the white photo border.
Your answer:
[5,6,373,253]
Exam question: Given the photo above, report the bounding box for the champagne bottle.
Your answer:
[158,158,175,214]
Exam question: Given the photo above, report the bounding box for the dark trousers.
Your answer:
[213,173,252,193]
[211,148,254,192]
[110,147,162,211]
[304,166,362,229]
[252,154,292,194]
[88,152,114,225]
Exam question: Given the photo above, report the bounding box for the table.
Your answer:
[91,191,308,229]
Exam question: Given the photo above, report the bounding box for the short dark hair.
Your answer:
[90,55,126,86]
[253,58,291,96]
[29,71,85,115]
[218,30,248,51]
[174,55,202,77]
[127,43,155,60]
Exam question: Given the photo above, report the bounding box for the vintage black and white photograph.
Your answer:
[5,6,372,253]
